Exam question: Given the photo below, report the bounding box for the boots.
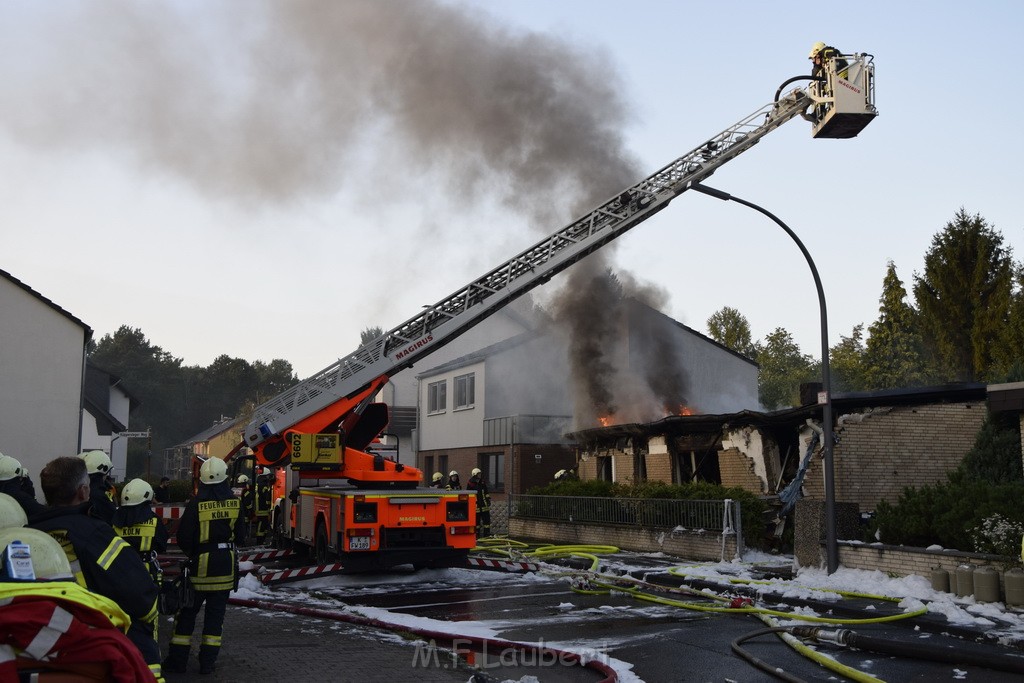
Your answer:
[162,644,189,674]
[198,644,219,675]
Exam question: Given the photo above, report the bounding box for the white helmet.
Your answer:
[448,470,459,478]
[0,527,72,580]
[120,478,154,506]
[236,474,250,485]
[0,493,27,529]
[470,468,481,477]
[80,450,112,475]
[199,458,228,484]
[0,454,23,482]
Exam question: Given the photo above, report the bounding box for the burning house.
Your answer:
[415,295,759,497]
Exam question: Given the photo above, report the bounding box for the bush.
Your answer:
[871,479,1024,557]
[523,479,767,549]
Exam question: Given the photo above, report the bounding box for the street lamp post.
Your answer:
[690,182,838,574]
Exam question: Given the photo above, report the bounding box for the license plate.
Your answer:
[349,536,371,551]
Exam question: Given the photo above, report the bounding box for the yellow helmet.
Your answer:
[470,468,481,477]
[120,478,154,506]
[80,450,112,475]
[0,493,27,529]
[199,457,228,484]
[809,41,826,59]
[431,472,443,483]
[0,527,73,580]
[0,454,23,482]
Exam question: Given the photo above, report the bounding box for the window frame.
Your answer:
[427,379,447,415]
[454,372,476,411]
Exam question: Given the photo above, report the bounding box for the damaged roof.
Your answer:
[567,382,987,445]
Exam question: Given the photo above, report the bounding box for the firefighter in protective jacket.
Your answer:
[29,456,163,681]
[112,478,169,586]
[164,457,243,675]
[79,450,118,524]
[466,467,491,537]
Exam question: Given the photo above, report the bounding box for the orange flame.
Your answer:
[598,415,612,427]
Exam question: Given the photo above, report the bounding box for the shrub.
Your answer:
[871,479,1024,556]
[523,479,767,549]
[970,513,1024,568]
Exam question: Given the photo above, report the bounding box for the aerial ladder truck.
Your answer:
[227,53,876,571]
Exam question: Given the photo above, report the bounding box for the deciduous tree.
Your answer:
[756,327,816,410]
[706,306,760,359]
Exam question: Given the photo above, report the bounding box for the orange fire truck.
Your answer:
[224,52,876,570]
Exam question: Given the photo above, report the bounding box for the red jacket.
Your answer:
[0,582,156,682]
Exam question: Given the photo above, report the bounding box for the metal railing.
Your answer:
[510,495,744,559]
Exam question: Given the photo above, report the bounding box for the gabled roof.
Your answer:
[82,395,127,436]
[85,360,142,412]
[417,297,759,379]
[417,330,538,378]
[0,268,92,338]
[176,417,242,447]
[628,299,758,368]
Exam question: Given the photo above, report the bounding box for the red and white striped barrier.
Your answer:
[153,504,185,520]
[239,549,294,563]
[258,562,347,585]
[467,556,539,573]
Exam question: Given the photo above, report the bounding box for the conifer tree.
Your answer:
[863,261,929,388]
[912,209,1013,382]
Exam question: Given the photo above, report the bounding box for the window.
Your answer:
[424,456,434,483]
[481,452,504,492]
[454,373,475,410]
[427,380,446,414]
[438,455,448,478]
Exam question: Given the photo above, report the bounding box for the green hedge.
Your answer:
[525,480,768,549]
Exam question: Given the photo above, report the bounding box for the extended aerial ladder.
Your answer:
[241,53,877,481]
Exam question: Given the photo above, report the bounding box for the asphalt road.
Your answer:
[160,549,1024,682]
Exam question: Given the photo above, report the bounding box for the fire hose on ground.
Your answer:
[227,596,619,683]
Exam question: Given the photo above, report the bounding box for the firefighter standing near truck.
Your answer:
[235,474,254,545]
[466,468,491,537]
[253,469,273,544]
[112,479,169,588]
[445,470,461,491]
[164,457,242,676]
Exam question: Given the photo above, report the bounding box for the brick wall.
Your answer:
[509,518,738,562]
[646,452,673,484]
[718,447,765,493]
[802,402,986,510]
[837,542,1004,577]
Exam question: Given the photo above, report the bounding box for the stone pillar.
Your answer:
[794,499,860,568]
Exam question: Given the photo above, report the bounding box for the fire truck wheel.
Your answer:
[313,523,329,566]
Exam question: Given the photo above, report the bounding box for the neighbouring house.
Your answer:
[0,268,91,482]
[80,360,141,480]
[164,416,245,481]
[415,297,760,498]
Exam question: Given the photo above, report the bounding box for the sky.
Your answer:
[2,0,1022,380]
